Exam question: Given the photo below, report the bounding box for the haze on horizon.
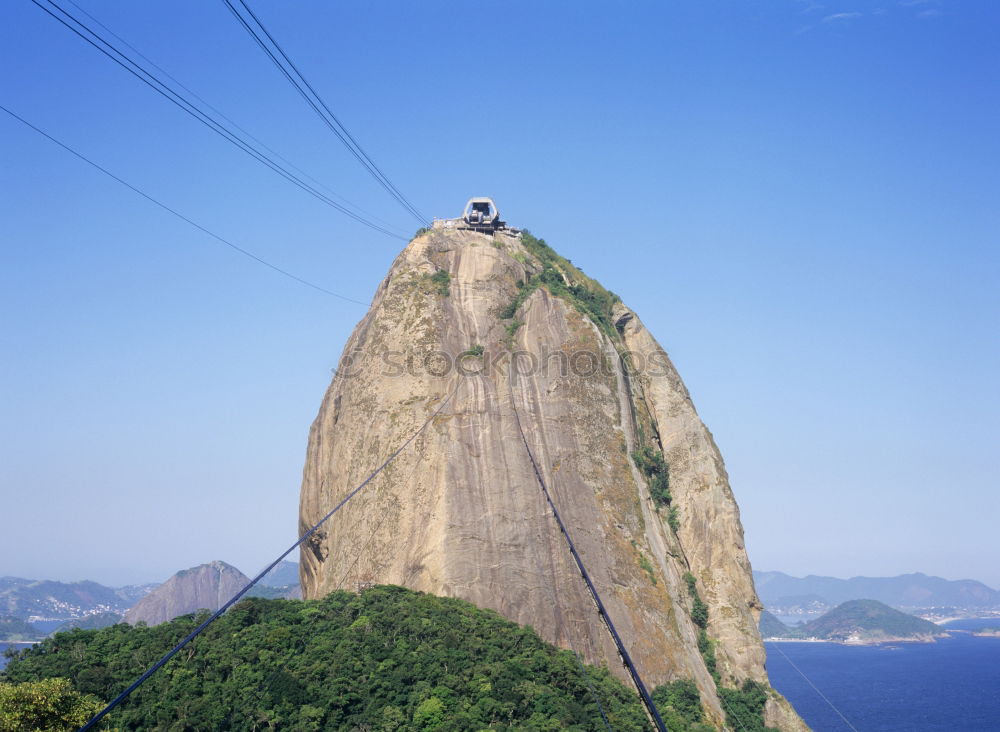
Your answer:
[2,1,997,588]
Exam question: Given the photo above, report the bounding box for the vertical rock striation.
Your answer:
[299,228,806,729]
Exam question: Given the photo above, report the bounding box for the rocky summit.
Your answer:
[123,560,248,627]
[299,226,806,729]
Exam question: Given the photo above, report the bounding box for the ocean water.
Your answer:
[0,642,37,671]
[766,618,1000,731]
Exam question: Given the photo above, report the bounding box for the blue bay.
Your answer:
[766,619,1000,731]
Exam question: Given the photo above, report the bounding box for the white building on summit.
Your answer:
[433,197,520,236]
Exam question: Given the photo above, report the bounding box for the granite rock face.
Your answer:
[123,561,249,627]
[299,228,806,729]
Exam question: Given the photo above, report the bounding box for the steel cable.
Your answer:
[78,387,456,731]
[30,0,407,241]
[222,0,429,225]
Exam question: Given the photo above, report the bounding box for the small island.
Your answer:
[761,600,948,644]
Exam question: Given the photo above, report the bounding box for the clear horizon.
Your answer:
[2,1,997,588]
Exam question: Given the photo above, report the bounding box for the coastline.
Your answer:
[764,633,947,646]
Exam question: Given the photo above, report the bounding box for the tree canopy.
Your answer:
[1,585,718,730]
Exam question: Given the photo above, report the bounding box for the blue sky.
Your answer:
[1,0,997,588]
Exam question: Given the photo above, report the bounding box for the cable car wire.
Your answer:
[536,557,614,731]
[60,0,411,239]
[223,0,428,225]
[78,387,457,731]
[30,0,407,241]
[0,103,367,305]
[221,0,429,226]
[507,369,669,732]
[769,644,859,732]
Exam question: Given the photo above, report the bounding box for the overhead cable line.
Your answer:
[1,103,367,305]
[539,560,614,731]
[60,0,409,239]
[769,644,859,732]
[570,648,614,731]
[79,387,457,731]
[507,371,669,732]
[30,0,407,241]
[221,0,429,226]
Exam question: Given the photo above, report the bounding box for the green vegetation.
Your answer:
[632,446,671,508]
[497,232,621,340]
[718,680,778,732]
[424,268,451,297]
[678,576,778,730]
[697,630,718,680]
[757,599,941,641]
[414,226,431,237]
[684,573,709,631]
[504,319,524,339]
[0,677,104,731]
[651,680,714,732]
[499,278,537,320]
[519,232,620,338]
[796,599,942,641]
[0,616,43,642]
[667,506,680,533]
[3,586,656,730]
[682,572,718,684]
[459,344,485,359]
[637,552,657,586]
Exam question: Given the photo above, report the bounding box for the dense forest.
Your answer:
[2,585,716,731]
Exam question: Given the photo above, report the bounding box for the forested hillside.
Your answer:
[799,600,943,641]
[3,586,718,730]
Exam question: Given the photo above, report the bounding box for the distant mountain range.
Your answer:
[760,600,945,643]
[0,562,302,639]
[0,577,157,630]
[754,571,1000,620]
[245,560,302,600]
[259,560,299,588]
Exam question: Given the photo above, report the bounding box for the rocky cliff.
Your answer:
[299,227,806,729]
[123,561,248,627]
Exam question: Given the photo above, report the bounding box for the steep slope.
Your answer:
[123,561,248,627]
[299,227,806,730]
